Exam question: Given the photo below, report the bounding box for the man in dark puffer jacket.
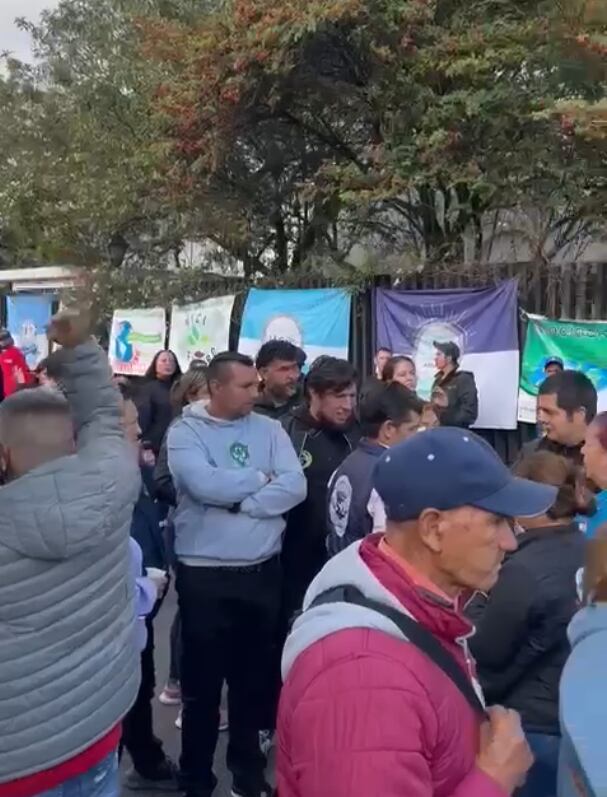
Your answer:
[0,310,140,797]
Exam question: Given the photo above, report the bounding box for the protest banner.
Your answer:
[238,288,351,365]
[109,307,166,376]
[375,280,519,429]
[6,294,53,368]
[518,314,607,422]
[169,295,235,370]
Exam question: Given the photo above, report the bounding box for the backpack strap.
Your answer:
[310,584,486,718]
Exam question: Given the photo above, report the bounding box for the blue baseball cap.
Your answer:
[374,427,557,522]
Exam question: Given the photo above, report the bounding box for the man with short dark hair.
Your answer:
[254,340,305,421]
[167,351,306,797]
[278,428,557,797]
[282,356,361,618]
[432,341,479,428]
[0,310,141,797]
[544,357,564,378]
[327,382,423,557]
[520,369,597,466]
[374,346,392,380]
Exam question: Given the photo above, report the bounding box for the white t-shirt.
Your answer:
[367,488,386,533]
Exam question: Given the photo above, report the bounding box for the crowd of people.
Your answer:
[0,313,604,797]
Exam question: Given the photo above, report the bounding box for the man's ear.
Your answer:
[417,508,443,554]
[377,419,393,445]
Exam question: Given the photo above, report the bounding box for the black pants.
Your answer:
[121,614,167,776]
[177,557,281,792]
[169,608,182,684]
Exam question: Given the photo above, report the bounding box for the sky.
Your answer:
[0,0,59,63]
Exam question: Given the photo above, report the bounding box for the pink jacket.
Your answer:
[277,535,507,797]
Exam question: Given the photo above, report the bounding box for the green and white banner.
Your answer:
[518,314,607,422]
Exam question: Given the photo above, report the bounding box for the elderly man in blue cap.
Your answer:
[277,427,558,797]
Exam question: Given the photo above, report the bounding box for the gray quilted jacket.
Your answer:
[0,341,141,783]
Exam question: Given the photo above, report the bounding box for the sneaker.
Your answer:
[124,759,179,792]
[258,730,274,757]
[231,779,273,797]
[175,708,183,730]
[159,682,181,705]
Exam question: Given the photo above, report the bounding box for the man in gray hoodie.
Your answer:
[0,310,141,797]
[168,350,307,797]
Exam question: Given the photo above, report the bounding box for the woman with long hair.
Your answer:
[468,451,588,797]
[137,350,182,456]
[381,355,417,391]
[154,365,210,724]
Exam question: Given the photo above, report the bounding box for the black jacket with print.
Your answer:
[281,406,360,615]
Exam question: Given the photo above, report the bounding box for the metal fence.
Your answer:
[207,260,605,463]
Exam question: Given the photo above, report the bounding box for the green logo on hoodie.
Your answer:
[230,442,250,467]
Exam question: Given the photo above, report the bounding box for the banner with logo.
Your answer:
[109,307,166,376]
[6,294,54,368]
[375,280,519,429]
[518,314,607,423]
[169,295,235,370]
[238,288,352,365]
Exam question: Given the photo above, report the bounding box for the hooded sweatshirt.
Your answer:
[278,536,504,797]
[167,403,307,564]
[0,342,31,398]
[559,605,607,797]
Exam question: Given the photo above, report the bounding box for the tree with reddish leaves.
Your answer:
[139,0,607,272]
[0,0,605,276]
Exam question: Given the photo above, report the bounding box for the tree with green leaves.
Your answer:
[0,0,605,277]
[0,0,221,268]
[139,0,607,271]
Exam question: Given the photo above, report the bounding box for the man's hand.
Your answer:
[48,308,91,348]
[476,706,534,795]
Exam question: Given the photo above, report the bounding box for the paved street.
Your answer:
[120,587,273,797]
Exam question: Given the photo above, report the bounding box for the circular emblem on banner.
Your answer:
[262,315,304,348]
[230,442,250,467]
[329,474,353,538]
[299,449,313,470]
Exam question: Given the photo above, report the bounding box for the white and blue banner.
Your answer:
[238,288,352,365]
[6,294,54,368]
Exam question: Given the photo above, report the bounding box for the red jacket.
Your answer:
[0,345,31,397]
[277,535,507,797]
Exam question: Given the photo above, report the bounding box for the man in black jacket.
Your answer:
[282,356,360,619]
[432,341,479,428]
[518,369,597,466]
[254,340,305,421]
[326,382,423,557]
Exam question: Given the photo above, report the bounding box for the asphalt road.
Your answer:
[120,587,275,797]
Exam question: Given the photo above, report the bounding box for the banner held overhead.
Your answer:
[375,280,519,430]
[238,288,352,366]
[169,295,235,370]
[6,294,53,369]
[109,307,166,376]
[518,314,607,423]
